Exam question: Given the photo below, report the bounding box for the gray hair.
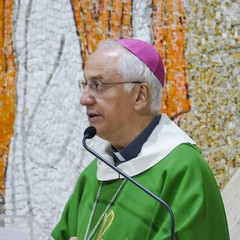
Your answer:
[98,40,163,115]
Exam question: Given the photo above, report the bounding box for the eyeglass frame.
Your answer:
[79,79,142,97]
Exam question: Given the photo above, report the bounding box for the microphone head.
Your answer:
[84,126,97,139]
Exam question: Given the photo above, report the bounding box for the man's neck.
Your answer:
[112,114,159,150]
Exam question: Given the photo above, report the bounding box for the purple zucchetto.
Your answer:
[116,38,165,86]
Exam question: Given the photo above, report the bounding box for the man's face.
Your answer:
[80,47,138,148]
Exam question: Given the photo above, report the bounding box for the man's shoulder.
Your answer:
[81,158,98,175]
[169,143,202,158]
[74,158,98,188]
[147,143,215,185]
[159,143,208,171]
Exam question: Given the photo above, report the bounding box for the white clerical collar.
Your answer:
[97,113,196,181]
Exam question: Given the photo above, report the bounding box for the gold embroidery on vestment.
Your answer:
[96,210,115,240]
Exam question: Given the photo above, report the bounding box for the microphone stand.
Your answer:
[83,135,175,240]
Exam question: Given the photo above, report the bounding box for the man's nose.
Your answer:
[80,89,95,106]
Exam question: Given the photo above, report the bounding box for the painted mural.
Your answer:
[0,0,239,237]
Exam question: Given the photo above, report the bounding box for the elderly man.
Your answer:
[51,39,229,240]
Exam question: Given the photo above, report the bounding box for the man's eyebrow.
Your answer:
[88,75,104,82]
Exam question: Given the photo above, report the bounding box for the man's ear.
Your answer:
[134,83,151,113]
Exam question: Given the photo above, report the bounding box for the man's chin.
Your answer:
[94,129,109,141]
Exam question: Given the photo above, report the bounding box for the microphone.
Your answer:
[84,126,97,139]
[83,126,175,240]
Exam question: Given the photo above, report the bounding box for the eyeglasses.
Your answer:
[79,79,142,97]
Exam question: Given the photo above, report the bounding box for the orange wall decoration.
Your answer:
[153,0,191,121]
[71,0,133,64]
[0,0,16,193]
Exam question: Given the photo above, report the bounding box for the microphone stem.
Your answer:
[83,137,175,240]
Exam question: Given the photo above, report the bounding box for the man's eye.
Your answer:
[93,81,103,90]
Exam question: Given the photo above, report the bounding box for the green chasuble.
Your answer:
[51,144,229,240]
